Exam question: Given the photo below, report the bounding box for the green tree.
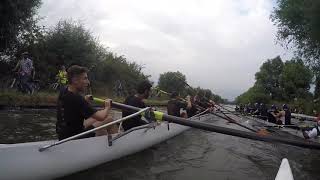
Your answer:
[236,86,271,104]
[271,0,320,61]
[194,87,224,103]
[93,53,149,94]
[271,0,320,96]
[280,59,313,100]
[24,20,148,93]
[0,0,41,53]
[255,56,284,100]
[26,20,103,87]
[43,20,103,67]
[158,71,187,95]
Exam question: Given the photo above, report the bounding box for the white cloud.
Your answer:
[38,0,292,100]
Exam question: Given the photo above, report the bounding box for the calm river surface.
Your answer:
[0,108,319,180]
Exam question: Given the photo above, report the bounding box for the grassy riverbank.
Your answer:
[0,91,168,108]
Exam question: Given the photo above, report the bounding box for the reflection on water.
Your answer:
[0,109,57,143]
[0,109,320,180]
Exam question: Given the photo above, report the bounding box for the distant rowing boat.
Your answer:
[221,105,319,143]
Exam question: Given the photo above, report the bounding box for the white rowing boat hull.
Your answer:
[0,115,210,180]
[275,158,294,180]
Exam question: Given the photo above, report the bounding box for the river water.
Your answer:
[0,109,319,180]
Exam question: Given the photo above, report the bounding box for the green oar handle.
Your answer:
[93,97,164,121]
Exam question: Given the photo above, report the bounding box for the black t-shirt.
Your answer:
[284,110,291,125]
[56,88,97,140]
[167,99,187,117]
[187,105,198,118]
[267,110,278,124]
[122,95,147,131]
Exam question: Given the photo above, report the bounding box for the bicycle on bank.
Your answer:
[5,73,40,94]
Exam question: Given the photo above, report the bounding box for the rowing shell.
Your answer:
[0,114,211,180]
[275,158,294,180]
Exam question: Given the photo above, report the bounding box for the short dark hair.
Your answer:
[170,91,178,98]
[136,80,152,94]
[67,65,88,83]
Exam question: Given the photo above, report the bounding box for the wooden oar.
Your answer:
[93,97,320,150]
[211,111,258,132]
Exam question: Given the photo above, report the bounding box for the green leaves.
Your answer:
[280,59,312,100]
[237,57,312,104]
[0,0,41,53]
[271,0,320,61]
[255,56,284,100]
[158,71,187,95]
[157,71,224,103]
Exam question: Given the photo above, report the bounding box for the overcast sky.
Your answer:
[38,0,293,100]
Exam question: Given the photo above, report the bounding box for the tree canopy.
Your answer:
[280,59,313,100]
[158,71,187,94]
[236,56,313,104]
[271,0,320,101]
[157,71,224,103]
[0,0,41,53]
[0,1,224,101]
[271,0,320,62]
[255,56,284,100]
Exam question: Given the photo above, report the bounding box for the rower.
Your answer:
[252,103,260,115]
[167,92,192,118]
[122,80,152,131]
[208,100,215,112]
[235,105,240,112]
[274,104,292,125]
[282,104,292,125]
[259,103,268,120]
[302,115,320,139]
[239,104,244,113]
[186,95,200,117]
[56,65,117,140]
[245,103,253,114]
[267,105,280,124]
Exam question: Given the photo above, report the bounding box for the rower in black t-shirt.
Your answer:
[167,92,192,118]
[187,104,199,118]
[56,65,117,140]
[122,80,152,131]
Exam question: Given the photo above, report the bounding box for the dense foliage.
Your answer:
[158,71,187,94]
[271,0,320,99]
[236,56,314,113]
[271,0,320,62]
[0,20,149,94]
[0,0,41,53]
[157,71,224,103]
[0,2,223,100]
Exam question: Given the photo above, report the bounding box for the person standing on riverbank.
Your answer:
[56,65,117,140]
[13,52,35,94]
[56,65,67,91]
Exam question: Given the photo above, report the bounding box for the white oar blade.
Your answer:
[275,158,294,180]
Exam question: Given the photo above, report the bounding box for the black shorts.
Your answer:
[81,125,96,139]
[57,125,95,140]
[122,118,147,131]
